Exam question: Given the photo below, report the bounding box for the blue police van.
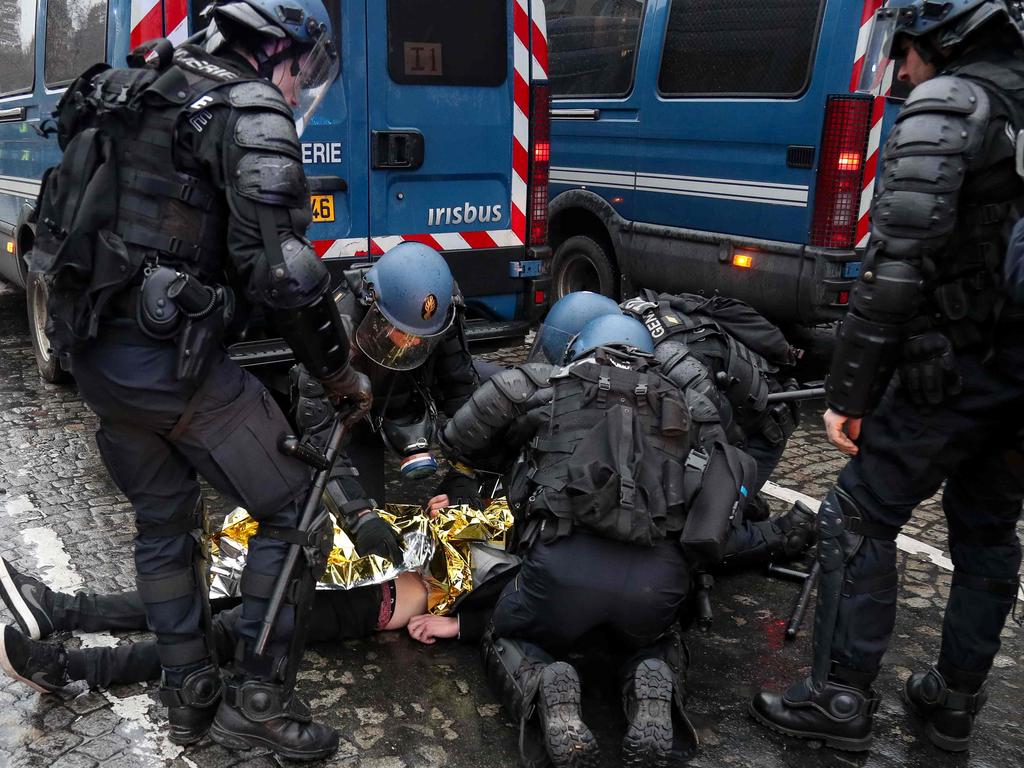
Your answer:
[0,0,552,381]
[544,0,908,325]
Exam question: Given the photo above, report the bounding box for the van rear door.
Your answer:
[364,0,516,258]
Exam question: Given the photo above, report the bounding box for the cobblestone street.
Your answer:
[1,282,1022,768]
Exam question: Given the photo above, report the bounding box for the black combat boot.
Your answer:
[904,665,987,752]
[536,661,599,768]
[211,674,338,761]
[160,663,223,745]
[749,676,879,751]
[770,500,818,560]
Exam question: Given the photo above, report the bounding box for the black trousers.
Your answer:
[71,335,313,663]
[65,587,383,688]
[829,330,1024,677]
[492,532,691,653]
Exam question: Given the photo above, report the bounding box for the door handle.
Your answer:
[371,131,424,170]
[551,108,600,120]
[0,107,26,123]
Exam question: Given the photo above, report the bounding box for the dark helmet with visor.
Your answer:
[859,1,1024,92]
[354,243,458,371]
[567,314,655,362]
[528,291,621,364]
[203,0,339,133]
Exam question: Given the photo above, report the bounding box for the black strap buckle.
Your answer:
[598,376,611,391]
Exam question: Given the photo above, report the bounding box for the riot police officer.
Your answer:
[443,314,759,767]
[291,242,485,522]
[533,291,815,567]
[26,0,369,759]
[751,0,1024,753]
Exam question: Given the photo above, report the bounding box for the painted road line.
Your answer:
[762,481,1024,603]
[3,493,184,763]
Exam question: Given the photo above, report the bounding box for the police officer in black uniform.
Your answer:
[443,314,758,768]
[751,0,1024,753]
[26,0,368,759]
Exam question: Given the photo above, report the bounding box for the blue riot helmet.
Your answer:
[203,0,339,133]
[567,314,655,362]
[858,1,1024,92]
[355,243,457,371]
[528,291,621,364]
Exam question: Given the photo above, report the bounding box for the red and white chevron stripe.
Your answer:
[851,0,894,248]
[130,0,188,49]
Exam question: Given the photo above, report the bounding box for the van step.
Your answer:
[228,339,295,368]
[464,319,531,347]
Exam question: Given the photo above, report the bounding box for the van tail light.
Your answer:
[810,94,873,249]
[528,83,551,247]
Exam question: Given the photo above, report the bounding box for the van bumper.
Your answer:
[617,221,860,325]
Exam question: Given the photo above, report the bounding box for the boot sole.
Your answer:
[209,720,338,762]
[747,699,872,753]
[538,663,600,768]
[622,660,673,768]
[0,627,51,694]
[168,727,210,747]
[0,560,42,641]
[902,688,971,753]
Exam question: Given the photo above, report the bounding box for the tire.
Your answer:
[551,235,618,301]
[26,269,70,384]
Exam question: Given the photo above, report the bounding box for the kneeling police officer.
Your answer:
[27,0,368,759]
[443,314,759,767]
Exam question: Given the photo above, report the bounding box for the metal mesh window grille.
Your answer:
[659,0,824,97]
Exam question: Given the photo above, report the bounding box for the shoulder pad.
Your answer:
[228,81,293,118]
[491,366,551,403]
[685,389,720,424]
[233,153,309,207]
[234,111,302,161]
[899,76,988,120]
[520,362,555,387]
[887,87,990,161]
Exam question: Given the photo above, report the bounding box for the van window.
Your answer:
[387,0,507,87]
[547,0,645,98]
[0,0,38,97]
[659,0,824,98]
[45,0,108,87]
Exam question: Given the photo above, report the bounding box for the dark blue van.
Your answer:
[0,0,552,381]
[544,0,908,325]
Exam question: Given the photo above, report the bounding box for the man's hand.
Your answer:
[424,494,449,518]
[351,510,404,564]
[407,614,459,644]
[824,409,862,456]
[321,365,372,426]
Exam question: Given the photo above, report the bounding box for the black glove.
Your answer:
[350,511,404,564]
[435,468,483,509]
[320,364,373,427]
[899,331,962,406]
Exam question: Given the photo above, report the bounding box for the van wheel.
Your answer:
[552,235,618,301]
[26,270,70,384]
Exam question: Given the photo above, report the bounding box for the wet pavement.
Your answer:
[0,281,1022,768]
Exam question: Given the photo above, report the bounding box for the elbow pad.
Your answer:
[825,312,905,417]
[851,256,923,325]
[274,290,351,380]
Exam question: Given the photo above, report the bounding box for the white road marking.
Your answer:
[3,495,184,762]
[761,481,1024,602]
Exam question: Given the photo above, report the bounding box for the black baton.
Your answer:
[785,560,820,641]
[254,413,348,656]
[764,387,826,405]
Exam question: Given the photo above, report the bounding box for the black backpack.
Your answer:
[29,59,166,358]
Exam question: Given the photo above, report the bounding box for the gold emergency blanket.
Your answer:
[208,500,514,616]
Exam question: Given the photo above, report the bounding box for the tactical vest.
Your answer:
[932,53,1024,347]
[513,358,693,548]
[30,45,257,355]
[622,294,775,419]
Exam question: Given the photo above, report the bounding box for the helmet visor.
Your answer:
[526,323,573,365]
[355,302,454,371]
[292,33,339,136]
[857,8,902,93]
